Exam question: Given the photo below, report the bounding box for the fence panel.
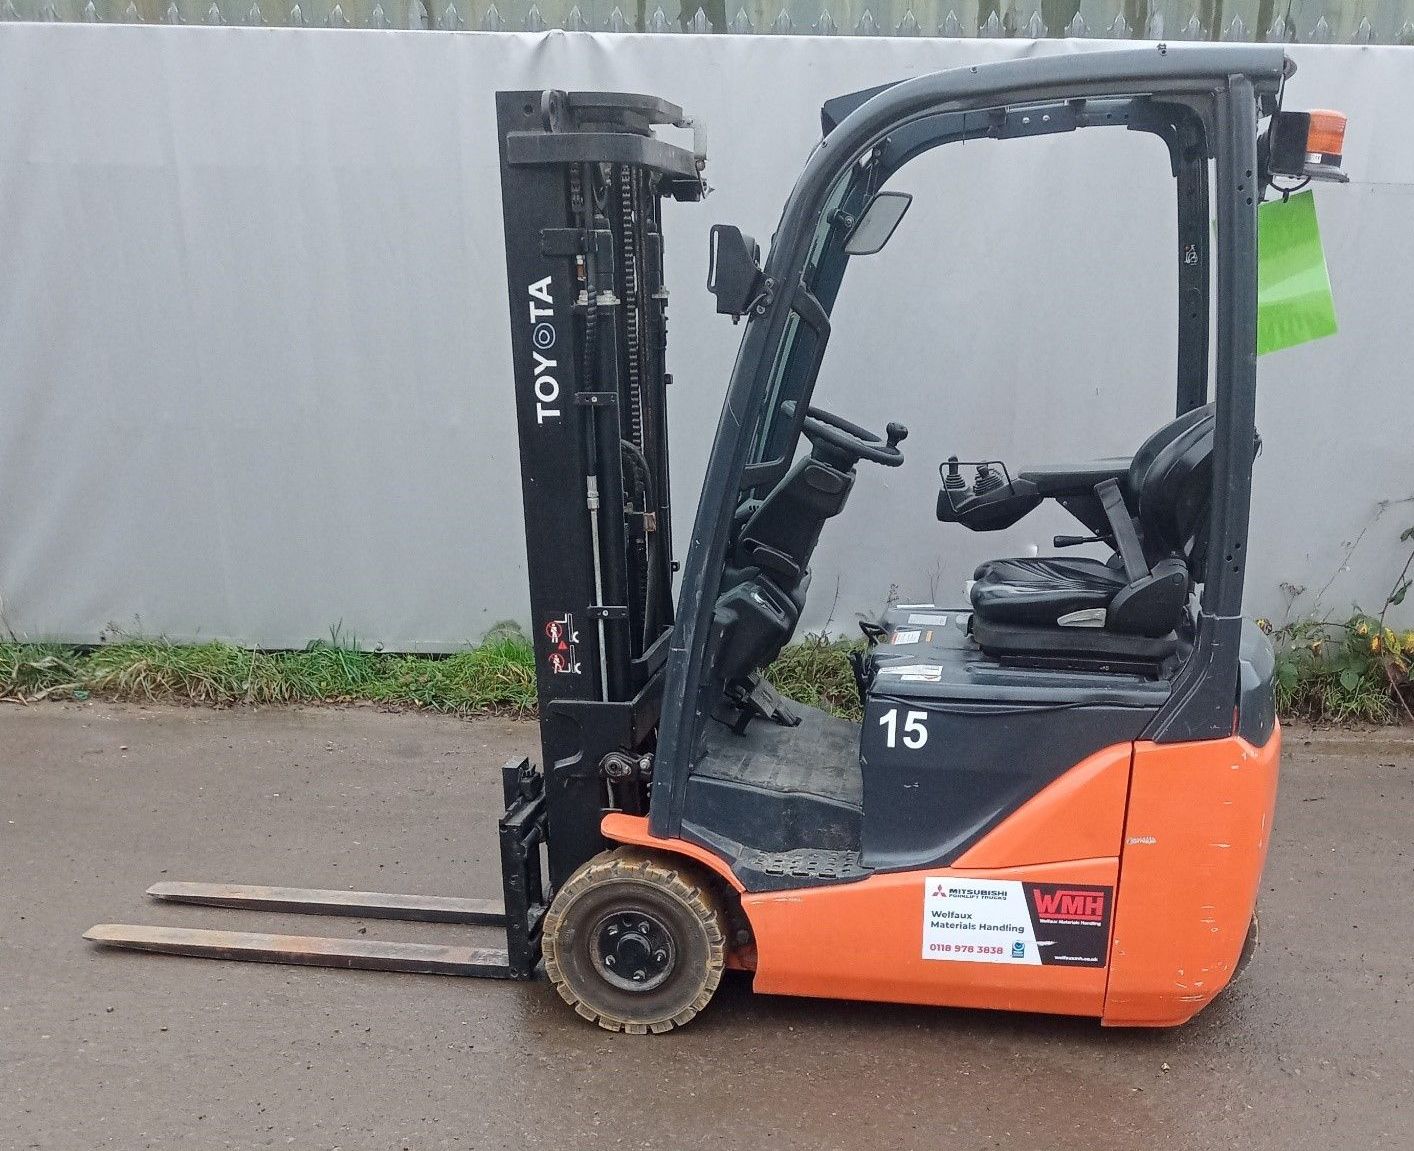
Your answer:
[0,28,1410,648]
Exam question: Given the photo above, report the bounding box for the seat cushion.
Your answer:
[970,614,1179,670]
[970,556,1127,628]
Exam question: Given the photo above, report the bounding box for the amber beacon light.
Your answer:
[1266,109,1349,183]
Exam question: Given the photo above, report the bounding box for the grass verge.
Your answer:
[3,622,1409,726]
[0,632,538,715]
[0,630,864,719]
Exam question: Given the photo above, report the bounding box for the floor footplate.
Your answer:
[146,881,506,925]
[84,924,515,978]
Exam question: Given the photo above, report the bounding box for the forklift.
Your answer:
[88,46,1349,1034]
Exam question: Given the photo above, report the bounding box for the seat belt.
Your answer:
[1095,478,1151,585]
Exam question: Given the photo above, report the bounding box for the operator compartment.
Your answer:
[933,404,1233,673]
[858,606,1170,871]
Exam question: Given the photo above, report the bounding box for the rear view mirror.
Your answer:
[844,191,913,256]
[707,224,764,318]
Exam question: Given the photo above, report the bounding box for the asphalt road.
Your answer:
[3,702,1412,1150]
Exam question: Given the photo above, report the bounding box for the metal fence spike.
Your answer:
[163,0,180,21]
[370,0,388,26]
[522,2,543,30]
[1351,15,1372,42]
[205,0,222,22]
[687,5,710,32]
[1180,11,1201,39]
[1107,12,1128,37]
[1400,19,1414,45]
[563,3,585,29]
[1146,11,1162,38]
[326,2,347,24]
[604,4,625,31]
[647,4,668,31]
[1222,14,1245,39]
[246,0,261,21]
[729,6,750,32]
[1065,11,1084,36]
[939,8,961,35]
[472,1,494,29]
[124,0,141,20]
[896,8,917,34]
[812,8,834,33]
[980,9,1001,36]
[1023,9,1044,37]
[1265,12,1284,41]
[42,1,60,19]
[771,6,790,32]
[1308,14,1330,41]
[288,2,303,23]
[854,8,877,34]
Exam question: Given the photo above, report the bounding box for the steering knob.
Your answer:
[886,422,909,449]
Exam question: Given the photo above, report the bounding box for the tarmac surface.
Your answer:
[3,701,1412,1150]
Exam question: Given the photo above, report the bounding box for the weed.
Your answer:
[0,643,81,702]
[765,633,864,721]
[1268,520,1414,725]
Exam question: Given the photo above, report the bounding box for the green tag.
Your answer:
[1257,190,1337,356]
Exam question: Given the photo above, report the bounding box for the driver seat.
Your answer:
[969,404,1220,665]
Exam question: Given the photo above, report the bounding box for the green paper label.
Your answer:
[1257,190,1338,356]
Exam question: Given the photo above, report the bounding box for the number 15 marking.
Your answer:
[879,708,928,749]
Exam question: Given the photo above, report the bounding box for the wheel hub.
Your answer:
[590,909,675,992]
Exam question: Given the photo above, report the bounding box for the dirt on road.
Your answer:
[2,702,1411,1150]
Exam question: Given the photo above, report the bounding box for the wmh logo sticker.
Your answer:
[1030,888,1106,924]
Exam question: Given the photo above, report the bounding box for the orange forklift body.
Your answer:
[605,726,1279,1024]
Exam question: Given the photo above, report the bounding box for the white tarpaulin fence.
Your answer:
[0,27,1410,649]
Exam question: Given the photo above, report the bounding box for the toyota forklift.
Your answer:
[88,46,1348,1034]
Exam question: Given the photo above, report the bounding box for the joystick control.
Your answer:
[973,464,1005,496]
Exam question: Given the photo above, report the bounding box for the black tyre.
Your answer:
[542,847,727,1034]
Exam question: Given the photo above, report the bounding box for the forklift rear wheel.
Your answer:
[543,847,727,1034]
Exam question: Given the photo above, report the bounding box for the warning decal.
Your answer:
[877,663,943,683]
[543,612,582,676]
[922,878,1112,967]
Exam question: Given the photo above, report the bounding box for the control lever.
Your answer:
[942,456,968,495]
[973,464,1005,496]
[886,422,909,449]
[1054,534,1105,548]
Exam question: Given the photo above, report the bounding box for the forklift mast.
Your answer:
[495,92,706,890]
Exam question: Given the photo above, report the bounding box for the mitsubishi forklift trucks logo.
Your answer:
[932,882,1006,901]
[544,612,581,675]
[527,276,561,425]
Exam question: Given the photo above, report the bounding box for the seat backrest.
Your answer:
[734,455,854,592]
[1125,403,1216,574]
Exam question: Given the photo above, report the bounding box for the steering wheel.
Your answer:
[783,401,908,468]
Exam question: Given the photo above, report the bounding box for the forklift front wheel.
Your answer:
[543,846,727,1034]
